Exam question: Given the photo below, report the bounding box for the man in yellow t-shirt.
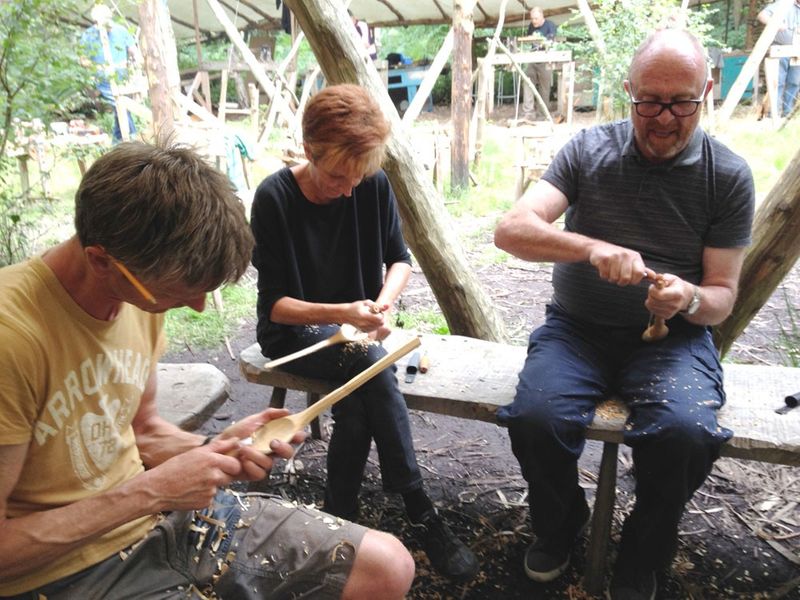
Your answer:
[0,142,414,599]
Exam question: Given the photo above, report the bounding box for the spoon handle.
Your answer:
[293,336,421,428]
[263,338,335,370]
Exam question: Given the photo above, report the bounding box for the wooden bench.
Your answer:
[155,363,231,431]
[239,334,800,594]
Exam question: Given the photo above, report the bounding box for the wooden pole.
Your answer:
[718,0,794,124]
[284,0,506,342]
[575,0,607,120]
[192,0,213,112]
[472,0,509,168]
[451,0,476,192]
[715,147,800,356]
[138,0,178,140]
[402,28,454,125]
[204,0,294,127]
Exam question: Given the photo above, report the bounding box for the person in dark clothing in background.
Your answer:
[250,84,479,583]
[521,6,558,121]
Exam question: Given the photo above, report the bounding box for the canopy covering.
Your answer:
[86,1,580,39]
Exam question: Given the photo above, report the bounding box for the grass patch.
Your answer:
[777,288,800,367]
[164,279,256,352]
[394,308,450,335]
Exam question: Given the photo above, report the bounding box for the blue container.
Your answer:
[720,54,753,100]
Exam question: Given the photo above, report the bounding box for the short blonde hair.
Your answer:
[302,84,391,176]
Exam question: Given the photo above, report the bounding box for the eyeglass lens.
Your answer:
[634,101,701,117]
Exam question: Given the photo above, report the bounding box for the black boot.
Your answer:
[411,509,479,582]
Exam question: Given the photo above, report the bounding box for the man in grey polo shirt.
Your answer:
[494,29,754,599]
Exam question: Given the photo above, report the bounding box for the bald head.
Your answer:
[628,29,707,90]
[530,7,545,27]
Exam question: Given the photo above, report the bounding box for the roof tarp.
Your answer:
[87,1,580,39]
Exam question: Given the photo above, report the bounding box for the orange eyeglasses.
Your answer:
[109,258,157,305]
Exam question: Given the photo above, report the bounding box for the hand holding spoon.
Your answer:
[249,335,421,453]
[642,273,669,342]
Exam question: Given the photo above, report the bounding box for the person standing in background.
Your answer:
[349,10,378,60]
[758,0,800,117]
[80,4,139,142]
[521,6,557,121]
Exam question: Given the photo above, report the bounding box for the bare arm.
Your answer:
[372,262,412,340]
[0,373,299,583]
[494,179,655,286]
[645,246,745,326]
[270,262,411,340]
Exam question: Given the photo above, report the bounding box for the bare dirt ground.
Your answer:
[168,255,800,600]
[164,110,800,599]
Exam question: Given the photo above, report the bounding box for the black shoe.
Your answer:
[412,510,479,582]
[606,567,657,600]
[524,501,590,583]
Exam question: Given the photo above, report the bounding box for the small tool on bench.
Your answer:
[419,353,430,374]
[263,324,368,370]
[776,392,800,415]
[405,351,421,383]
[642,273,669,343]
[245,336,421,453]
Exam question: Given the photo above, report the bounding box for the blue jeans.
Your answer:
[264,325,424,519]
[778,56,800,117]
[97,82,136,143]
[497,305,731,570]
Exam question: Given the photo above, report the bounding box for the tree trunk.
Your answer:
[451,1,474,192]
[284,0,506,342]
[714,148,800,356]
[138,0,179,139]
[746,0,759,49]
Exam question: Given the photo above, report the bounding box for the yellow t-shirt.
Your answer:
[0,256,164,594]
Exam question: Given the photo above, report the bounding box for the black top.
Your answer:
[526,19,557,49]
[250,167,411,351]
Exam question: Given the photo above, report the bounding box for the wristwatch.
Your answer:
[682,285,701,315]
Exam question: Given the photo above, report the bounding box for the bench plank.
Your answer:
[239,334,800,466]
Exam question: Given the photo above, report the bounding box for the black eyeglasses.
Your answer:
[627,90,705,118]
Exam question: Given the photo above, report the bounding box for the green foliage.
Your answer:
[0,0,92,154]
[0,0,93,265]
[559,0,718,119]
[394,306,450,336]
[379,25,450,63]
[164,281,256,352]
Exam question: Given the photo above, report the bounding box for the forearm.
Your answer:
[495,213,595,264]
[681,282,737,327]
[134,415,204,468]
[270,297,350,326]
[0,474,158,582]
[376,263,411,308]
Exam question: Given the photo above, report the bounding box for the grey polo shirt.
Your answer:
[762,0,800,46]
[542,120,754,328]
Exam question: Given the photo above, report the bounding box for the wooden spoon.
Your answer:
[263,324,369,370]
[642,275,669,342]
[249,335,421,453]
